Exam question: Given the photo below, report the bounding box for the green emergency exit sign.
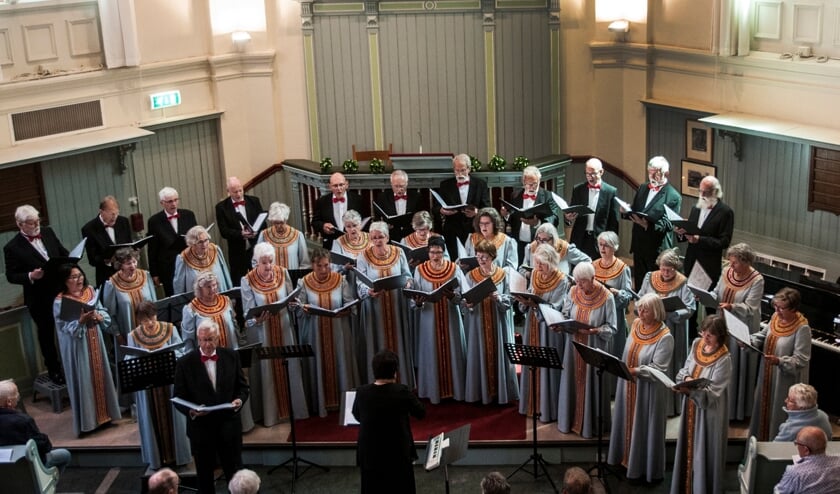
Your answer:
[150,90,181,110]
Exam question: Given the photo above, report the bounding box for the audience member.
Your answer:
[562,466,592,494]
[311,172,364,249]
[4,205,69,384]
[147,467,179,494]
[436,153,491,259]
[0,380,71,472]
[173,320,249,494]
[566,157,620,260]
[480,471,511,494]
[147,187,198,296]
[81,195,132,286]
[627,156,681,289]
[228,468,261,494]
[774,426,840,494]
[774,383,833,442]
[215,177,265,285]
[353,350,426,494]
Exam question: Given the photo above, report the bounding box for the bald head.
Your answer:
[227,177,244,201]
[796,426,828,455]
[0,380,19,408]
[148,468,179,494]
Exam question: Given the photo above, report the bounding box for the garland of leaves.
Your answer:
[369,157,385,174]
[320,157,333,173]
[512,155,530,171]
[342,158,359,174]
[469,155,482,172]
[488,154,506,171]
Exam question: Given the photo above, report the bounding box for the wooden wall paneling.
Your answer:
[313,15,373,163]
[495,11,552,161]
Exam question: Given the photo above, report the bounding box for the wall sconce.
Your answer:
[607,20,629,33]
[231,31,252,52]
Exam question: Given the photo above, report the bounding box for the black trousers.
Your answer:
[190,418,243,494]
[29,302,62,376]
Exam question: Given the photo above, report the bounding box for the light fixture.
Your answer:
[607,20,629,33]
[231,31,252,52]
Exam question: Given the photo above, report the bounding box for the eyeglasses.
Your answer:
[773,304,789,311]
[68,274,84,280]
[476,254,492,261]
[535,236,552,243]
[429,250,444,256]
[22,219,40,225]
[479,221,494,227]
[584,171,601,177]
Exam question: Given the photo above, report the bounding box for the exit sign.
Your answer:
[150,90,181,110]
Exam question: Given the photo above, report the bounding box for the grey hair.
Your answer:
[185,225,210,246]
[368,221,390,238]
[14,205,39,224]
[193,271,219,293]
[252,242,276,264]
[268,202,291,224]
[158,187,178,202]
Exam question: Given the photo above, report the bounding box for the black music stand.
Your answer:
[425,423,471,494]
[257,345,327,493]
[572,341,633,493]
[119,351,198,492]
[504,343,563,494]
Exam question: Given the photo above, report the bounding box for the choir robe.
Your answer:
[607,320,673,482]
[180,294,255,432]
[463,266,520,405]
[296,271,359,418]
[713,266,764,420]
[126,323,191,468]
[517,269,568,422]
[257,226,312,270]
[670,339,731,494]
[557,284,616,438]
[355,246,414,386]
[593,257,633,401]
[53,289,121,436]
[410,260,467,404]
[240,267,309,424]
[330,233,368,380]
[638,270,696,416]
[465,232,518,271]
[522,238,591,276]
[172,244,233,295]
[102,270,157,337]
[749,313,811,441]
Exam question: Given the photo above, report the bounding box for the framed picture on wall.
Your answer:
[681,160,716,198]
[686,120,714,163]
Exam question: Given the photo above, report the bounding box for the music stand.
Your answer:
[572,341,633,493]
[257,345,328,493]
[504,343,563,494]
[119,351,197,491]
[425,423,471,494]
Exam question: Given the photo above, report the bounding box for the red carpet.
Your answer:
[291,399,525,443]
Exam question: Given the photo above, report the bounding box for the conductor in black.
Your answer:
[352,350,426,494]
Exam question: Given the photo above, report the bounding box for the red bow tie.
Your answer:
[25,233,42,242]
[394,195,407,201]
[588,184,601,190]
[167,213,180,220]
[522,194,536,200]
[201,354,218,363]
[232,200,245,208]
[457,181,470,187]
[648,183,662,192]
[332,197,346,203]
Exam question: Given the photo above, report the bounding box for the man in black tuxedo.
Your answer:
[215,177,264,285]
[436,154,491,258]
[147,187,197,296]
[80,195,133,287]
[566,158,620,260]
[3,205,69,384]
[173,320,249,494]
[373,170,421,241]
[627,156,682,290]
[310,172,364,249]
[500,165,561,264]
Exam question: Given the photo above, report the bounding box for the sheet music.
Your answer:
[170,397,235,412]
[250,212,268,232]
[69,237,87,258]
[341,391,359,426]
[550,191,569,210]
[508,268,528,293]
[664,204,684,221]
[538,303,566,326]
[456,237,468,260]
[687,262,713,291]
[0,448,13,462]
[723,309,762,354]
[430,189,467,210]
[646,366,676,388]
[614,196,632,212]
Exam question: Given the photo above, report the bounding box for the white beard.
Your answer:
[695,196,718,209]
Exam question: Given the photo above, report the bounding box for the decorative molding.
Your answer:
[312,2,365,14]
[792,3,823,44]
[377,0,481,13]
[66,17,101,57]
[22,23,58,63]
[0,28,12,65]
[207,51,276,82]
[754,0,783,40]
[495,0,546,9]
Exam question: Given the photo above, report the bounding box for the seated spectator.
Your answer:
[774,426,840,494]
[563,466,592,494]
[0,380,71,473]
[148,468,179,494]
[774,383,833,442]
[229,468,261,494]
[480,471,510,494]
